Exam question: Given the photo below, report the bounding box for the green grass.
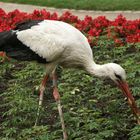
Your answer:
[1,0,140,11]
[0,43,140,139]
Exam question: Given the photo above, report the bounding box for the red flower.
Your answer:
[0,9,139,47]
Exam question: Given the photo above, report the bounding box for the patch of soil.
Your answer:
[0,80,8,93]
[125,45,139,54]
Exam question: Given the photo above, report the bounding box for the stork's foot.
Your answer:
[52,72,68,140]
[35,74,48,126]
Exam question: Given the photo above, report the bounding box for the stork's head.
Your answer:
[105,63,126,82]
[103,63,132,96]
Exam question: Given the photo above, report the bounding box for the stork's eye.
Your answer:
[115,73,122,80]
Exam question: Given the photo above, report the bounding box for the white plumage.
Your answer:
[16,20,93,73]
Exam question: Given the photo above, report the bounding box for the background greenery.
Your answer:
[0,41,140,139]
[0,0,140,11]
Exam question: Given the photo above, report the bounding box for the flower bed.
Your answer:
[0,8,140,47]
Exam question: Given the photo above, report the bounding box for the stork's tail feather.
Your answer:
[0,30,22,60]
[0,30,15,49]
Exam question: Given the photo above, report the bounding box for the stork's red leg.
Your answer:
[52,71,68,140]
[35,74,48,126]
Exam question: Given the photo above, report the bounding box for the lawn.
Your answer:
[0,0,140,11]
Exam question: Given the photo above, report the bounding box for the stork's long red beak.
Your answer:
[117,80,140,124]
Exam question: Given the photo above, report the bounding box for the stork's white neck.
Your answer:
[85,61,126,81]
[85,61,109,78]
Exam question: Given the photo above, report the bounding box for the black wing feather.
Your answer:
[14,20,43,31]
[0,20,48,64]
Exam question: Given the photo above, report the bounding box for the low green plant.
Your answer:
[0,43,140,139]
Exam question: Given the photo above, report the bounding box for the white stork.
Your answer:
[0,20,140,140]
